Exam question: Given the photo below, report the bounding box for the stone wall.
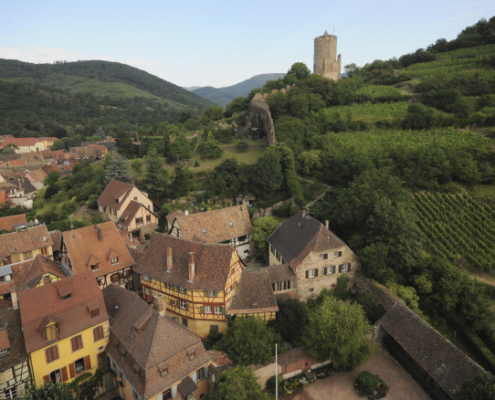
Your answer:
[251,363,281,390]
[354,274,400,312]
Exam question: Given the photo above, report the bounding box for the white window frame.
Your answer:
[334,252,339,258]
[214,306,222,314]
[180,287,185,294]
[308,269,316,278]
[340,264,348,272]
[204,306,212,314]
[208,290,215,297]
[180,301,187,310]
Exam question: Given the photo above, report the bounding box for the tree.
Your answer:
[170,166,193,199]
[140,147,168,201]
[216,317,283,366]
[252,216,279,257]
[344,63,359,77]
[115,130,134,158]
[50,139,65,151]
[95,126,105,141]
[455,372,495,400]
[287,62,311,80]
[252,150,283,198]
[305,296,378,369]
[23,382,73,400]
[167,133,191,162]
[1,145,16,155]
[209,158,242,199]
[131,159,142,173]
[203,366,269,400]
[45,171,61,187]
[44,185,60,200]
[105,154,131,185]
[197,140,224,159]
[268,298,309,347]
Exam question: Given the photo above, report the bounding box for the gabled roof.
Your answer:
[267,211,346,268]
[120,201,154,227]
[21,153,43,164]
[165,211,183,229]
[18,271,108,354]
[228,269,278,314]
[98,180,135,211]
[17,254,68,291]
[0,225,52,259]
[0,138,39,148]
[379,302,483,397]
[134,233,235,291]
[103,285,211,400]
[26,169,47,183]
[62,221,134,278]
[0,214,27,232]
[8,159,25,166]
[49,230,62,252]
[265,264,296,283]
[174,206,252,243]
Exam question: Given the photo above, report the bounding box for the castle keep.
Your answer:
[314,30,342,81]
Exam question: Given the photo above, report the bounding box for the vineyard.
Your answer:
[414,192,495,273]
[357,84,402,97]
[322,102,409,121]
[436,44,495,60]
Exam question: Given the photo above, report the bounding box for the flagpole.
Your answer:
[275,343,278,400]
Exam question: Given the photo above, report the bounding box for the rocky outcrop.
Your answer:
[247,93,276,146]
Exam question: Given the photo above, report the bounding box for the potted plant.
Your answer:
[355,371,389,399]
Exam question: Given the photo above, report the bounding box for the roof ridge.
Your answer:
[152,232,235,249]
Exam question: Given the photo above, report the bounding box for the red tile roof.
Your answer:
[174,206,252,244]
[51,150,65,159]
[0,225,52,260]
[8,159,25,166]
[134,233,236,291]
[26,169,47,183]
[0,214,27,232]
[17,254,68,291]
[228,269,278,314]
[98,180,135,211]
[0,138,39,148]
[18,271,108,354]
[62,221,134,278]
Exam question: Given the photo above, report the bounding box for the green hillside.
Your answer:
[193,73,285,106]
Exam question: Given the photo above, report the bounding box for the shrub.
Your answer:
[274,202,292,217]
[266,375,284,394]
[144,233,151,240]
[44,185,60,200]
[236,141,249,152]
[194,161,200,167]
[357,371,380,392]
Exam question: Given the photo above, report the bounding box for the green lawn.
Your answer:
[192,147,264,170]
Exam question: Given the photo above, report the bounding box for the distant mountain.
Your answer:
[192,73,286,107]
[183,86,202,91]
[0,59,213,111]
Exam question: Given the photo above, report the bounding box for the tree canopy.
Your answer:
[203,366,269,400]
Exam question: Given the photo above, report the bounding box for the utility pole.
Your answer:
[275,343,278,400]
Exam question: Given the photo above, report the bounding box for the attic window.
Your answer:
[62,294,72,300]
[110,257,119,265]
[90,263,99,271]
[43,324,59,341]
[188,351,197,360]
[158,363,169,378]
[115,199,119,204]
[91,309,100,318]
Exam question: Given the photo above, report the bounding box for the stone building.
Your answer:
[267,211,358,301]
[314,30,342,81]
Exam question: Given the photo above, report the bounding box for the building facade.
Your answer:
[18,272,110,387]
[0,138,45,154]
[314,31,342,81]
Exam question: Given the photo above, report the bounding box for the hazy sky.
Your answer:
[1,0,494,88]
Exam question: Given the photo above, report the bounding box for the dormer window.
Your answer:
[90,263,99,271]
[159,366,169,378]
[43,324,59,341]
[62,294,71,300]
[110,257,119,265]
[115,198,119,204]
[91,309,100,318]
[188,351,197,360]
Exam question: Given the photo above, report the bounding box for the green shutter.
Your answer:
[204,290,208,297]
[200,306,204,314]
[184,288,187,295]
[185,303,189,311]
[214,290,218,298]
[221,307,226,315]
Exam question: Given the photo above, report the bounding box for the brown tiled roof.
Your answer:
[103,285,211,400]
[27,169,48,183]
[0,182,17,191]
[49,230,62,252]
[0,225,52,259]
[62,221,134,278]
[127,246,145,263]
[0,138,39,147]
[0,214,27,232]
[166,211,183,229]
[228,269,278,314]
[120,201,143,227]
[18,271,108,354]
[98,180,135,211]
[208,349,234,368]
[266,264,296,283]
[8,159,25,166]
[0,308,28,371]
[1,154,21,162]
[51,150,65,159]
[268,211,346,268]
[17,254,68,291]
[22,153,43,164]
[42,164,60,174]
[178,376,197,397]
[134,233,235,291]
[380,302,483,397]
[277,346,312,366]
[175,206,252,243]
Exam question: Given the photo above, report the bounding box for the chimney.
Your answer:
[152,293,166,317]
[166,247,172,272]
[184,209,189,216]
[302,211,306,218]
[325,220,329,229]
[188,252,195,282]
[97,226,103,241]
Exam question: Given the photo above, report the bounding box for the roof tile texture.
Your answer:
[98,180,134,211]
[228,269,278,314]
[0,225,52,258]
[0,214,27,232]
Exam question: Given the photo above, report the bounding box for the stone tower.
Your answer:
[314,30,341,81]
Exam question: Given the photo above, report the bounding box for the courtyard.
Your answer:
[283,350,430,400]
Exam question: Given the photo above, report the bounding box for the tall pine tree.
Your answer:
[105,154,131,185]
[141,146,168,201]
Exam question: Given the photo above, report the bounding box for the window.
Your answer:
[22,251,32,260]
[276,252,281,262]
[90,263,99,271]
[146,215,151,222]
[320,254,328,260]
[208,290,216,297]
[135,217,143,225]
[115,199,120,204]
[43,324,59,341]
[143,275,150,281]
[180,287,185,294]
[309,269,315,278]
[110,257,119,265]
[226,286,231,294]
[91,308,100,318]
[134,197,138,200]
[197,367,205,381]
[334,251,342,258]
[62,294,71,300]
[169,299,176,307]
[189,351,197,360]
[210,325,219,333]
[214,306,222,314]
[204,306,212,314]
[5,388,17,399]
[45,345,59,363]
[160,367,169,378]
[306,269,318,279]
[71,335,83,352]
[94,326,104,342]
[340,263,349,272]
[182,318,188,327]
[270,245,275,255]
[202,229,206,234]
[325,266,336,275]
[41,247,48,255]
[75,358,86,374]
[145,288,151,295]
[163,389,172,400]
[180,301,187,310]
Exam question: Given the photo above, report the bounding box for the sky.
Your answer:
[1,0,494,88]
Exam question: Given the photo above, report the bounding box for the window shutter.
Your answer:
[204,290,208,297]
[339,251,342,257]
[172,385,178,399]
[184,288,187,295]
[69,363,76,378]
[200,306,204,314]
[192,372,198,384]
[43,375,50,383]
[324,267,328,275]
[338,264,342,272]
[17,383,26,397]
[61,366,69,382]
[4,368,12,381]
[221,307,226,315]
[315,269,319,277]
[348,263,352,271]
[305,270,309,279]
[185,303,189,311]
[85,355,92,370]
[214,291,218,297]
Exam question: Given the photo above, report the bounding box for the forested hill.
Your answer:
[0,59,212,110]
[193,73,285,106]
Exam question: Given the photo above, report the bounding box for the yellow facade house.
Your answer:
[103,285,211,400]
[134,233,278,338]
[18,272,110,387]
[98,180,158,241]
[0,138,45,153]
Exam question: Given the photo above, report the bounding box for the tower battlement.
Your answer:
[313,30,341,81]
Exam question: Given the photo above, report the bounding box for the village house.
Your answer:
[24,169,47,190]
[0,308,31,399]
[134,233,277,337]
[103,285,212,400]
[0,225,53,267]
[61,221,135,289]
[98,180,158,241]
[169,206,253,260]
[18,272,110,387]
[38,137,58,149]
[267,211,359,301]
[0,135,14,146]
[0,138,45,154]
[70,145,107,160]
[0,214,27,233]
[165,210,183,233]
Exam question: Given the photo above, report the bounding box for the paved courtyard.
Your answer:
[284,350,430,400]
